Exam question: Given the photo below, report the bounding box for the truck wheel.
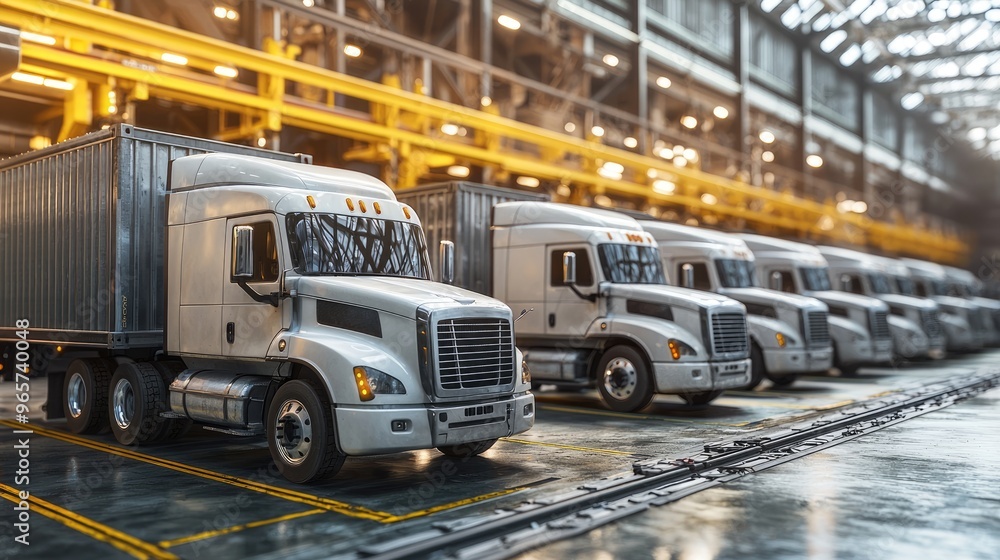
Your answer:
[438,439,497,458]
[745,345,765,390]
[109,362,169,445]
[63,358,115,434]
[151,360,193,441]
[596,346,654,412]
[267,380,345,483]
[833,344,860,377]
[769,375,796,387]
[680,390,723,406]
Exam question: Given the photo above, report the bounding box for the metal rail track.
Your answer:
[350,371,1000,560]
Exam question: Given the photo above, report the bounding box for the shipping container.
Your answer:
[0,125,310,349]
[396,182,549,295]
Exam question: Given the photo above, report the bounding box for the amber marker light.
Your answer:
[359,200,367,213]
[306,195,317,209]
[668,340,681,360]
[354,367,375,401]
[776,333,787,347]
[373,201,382,214]
[403,206,411,219]
[346,198,355,211]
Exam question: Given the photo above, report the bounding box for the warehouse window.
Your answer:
[232,221,279,283]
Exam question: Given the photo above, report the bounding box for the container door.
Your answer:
[545,245,599,337]
[222,215,285,358]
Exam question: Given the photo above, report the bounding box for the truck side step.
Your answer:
[202,425,265,437]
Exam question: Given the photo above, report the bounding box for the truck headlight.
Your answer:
[775,333,797,347]
[354,366,406,400]
[521,360,531,384]
[668,339,697,360]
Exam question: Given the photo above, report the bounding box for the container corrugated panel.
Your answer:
[396,182,549,296]
[0,125,309,349]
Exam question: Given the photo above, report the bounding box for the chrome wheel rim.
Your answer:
[602,358,637,400]
[274,399,313,465]
[67,372,86,419]
[112,378,135,430]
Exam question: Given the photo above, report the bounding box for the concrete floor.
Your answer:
[1,350,998,559]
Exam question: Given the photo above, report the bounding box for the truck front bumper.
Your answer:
[652,358,751,393]
[763,346,833,376]
[333,392,535,456]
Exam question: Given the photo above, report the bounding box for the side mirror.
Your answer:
[562,252,577,285]
[439,240,455,284]
[232,225,255,279]
[769,271,783,292]
[681,263,695,288]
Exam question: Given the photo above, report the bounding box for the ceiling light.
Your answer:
[564,122,576,133]
[806,154,824,168]
[673,156,688,168]
[597,167,622,180]
[516,176,540,188]
[837,200,853,213]
[19,31,56,45]
[701,193,718,205]
[42,78,75,90]
[213,65,239,78]
[647,168,659,178]
[213,6,228,18]
[594,195,613,207]
[652,180,676,195]
[673,145,685,156]
[591,125,605,137]
[851,201,868,213]
[968,127,988,142]
[680,115,698,129]
[441,123,460,136]
[623,136,638,148]
[713,106,729,119]
[602,161,625,174]
[226,9,238,20]
[498,15,521,30]
[303,0,315,6]
[480,96,492,107]
[602,54,619,67]
[257,136,267,147]
[759,130,776,144]
[656,76,672,89]
[657,147,673,159]
[160,52,188,65]
[900,92,924,110]
[762,150,775,163]
[344,44,363,58]
[683,148,698,161]
[11,72,44,85]
[447,165,470,178]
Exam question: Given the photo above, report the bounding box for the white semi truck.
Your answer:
[640,221,832,388]
[900,258,987,351]
[739,235,894,375]
[817,246,946,359]
[0,126,533,483]
[397,183,752,411]
[941,265,1000,346]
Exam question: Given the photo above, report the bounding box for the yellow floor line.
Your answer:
[712,398,819,410]
[0,420,390,522]
[501,437,638,456]
[537,403,751,427]
[381,487,527,523]
[158,508,325,548]
[0,482,177,560]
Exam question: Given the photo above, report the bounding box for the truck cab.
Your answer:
[739,235,894,375]
[818,246,946,359]
[491,202,751,410]
[900,258,986,351]
[942,265,1000,347]
[640,221,832,388]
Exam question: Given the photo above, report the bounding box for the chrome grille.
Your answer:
[805,311,830,347]
[870,310,891,340]
[710,313,749,355]
[920,309,943,339]
[436,318,515,390]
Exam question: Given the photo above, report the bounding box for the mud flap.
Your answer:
[46,371,66,420]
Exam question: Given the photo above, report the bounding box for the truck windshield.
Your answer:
[715,259,757,288]
[800,266,832,291]
[894,275,915,295]
[868,273,894,294]
[286,213,430,279]
[597,244,666,284]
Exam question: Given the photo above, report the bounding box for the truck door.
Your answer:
[222,215,286,358]
[545,245,599,337]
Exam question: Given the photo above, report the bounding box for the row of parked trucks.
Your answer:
[1,126,998,482]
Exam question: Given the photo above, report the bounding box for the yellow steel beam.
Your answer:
[0,0,968,263]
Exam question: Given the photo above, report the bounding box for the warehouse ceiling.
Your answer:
[761,0,1000,160]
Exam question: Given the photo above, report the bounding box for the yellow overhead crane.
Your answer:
[0,0,969,264]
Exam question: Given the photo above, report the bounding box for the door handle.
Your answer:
[548,313,556,327]
[226,322,235,344]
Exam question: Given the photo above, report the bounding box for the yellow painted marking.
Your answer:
[381,487,527,523]
[158,508,325,548]
[538,403,751,427]
[814,399,856,411]
[0,420,390,522]
[501,437,637,456]
[0,482,177,560]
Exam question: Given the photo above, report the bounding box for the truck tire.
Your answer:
[769,374,797,387]
[63,358,115,435]
[438,439,497,458]
[109,362,170,445]
[267,380,345,483]
[151,360,193,441]
[595,345,654,412]
[833,344,860,377]
[745,344,765,390]
[680,390,723,405]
